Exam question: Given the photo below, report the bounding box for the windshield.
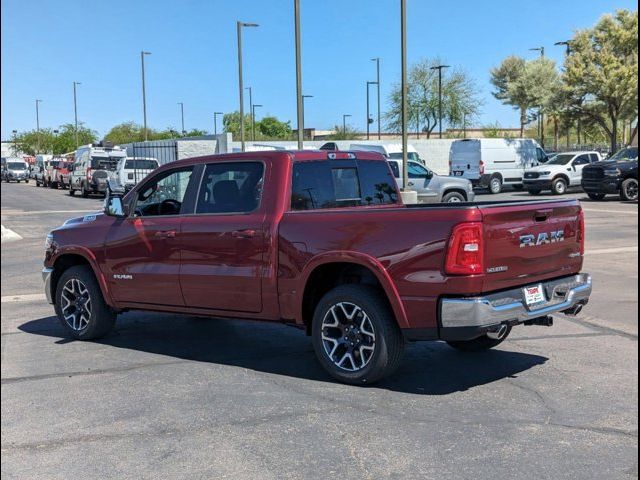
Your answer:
[7,162,27,170]
[610,147,638,162]
[125,159,158,170]
[545,154,575,165]
[91,156,120,171]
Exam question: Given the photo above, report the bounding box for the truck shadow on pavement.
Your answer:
[20,312,547,395]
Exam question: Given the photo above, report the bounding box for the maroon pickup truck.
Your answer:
[43,150,592,384]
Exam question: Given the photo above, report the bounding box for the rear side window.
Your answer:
[125,159,159,170]
[196,162,264,214]
[291,160,398,210]
[589,154,599,163]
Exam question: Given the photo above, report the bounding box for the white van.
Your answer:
[69,142,127,197]
[449,138,547,193]
[349,143,424,164]
[117,157,159,189]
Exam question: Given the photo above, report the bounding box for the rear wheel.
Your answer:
[587,192,606,201]
[489,177,502,194]
[446,325,512,352]
[54,265,116,340]
[312,285,404,385]
[551,178,567,195]
[621,178,638,201]
[442,191,466,203]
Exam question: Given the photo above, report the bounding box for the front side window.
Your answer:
[408,162,430,178]
[135,167,194,216]
[196,162,264,214]
[573,155,590,166]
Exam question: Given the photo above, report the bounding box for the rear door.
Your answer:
[450,140,481,181]
[480,201,583,292]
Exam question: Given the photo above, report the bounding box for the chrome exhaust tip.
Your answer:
[563,303,584,316]
[487,324,509,340]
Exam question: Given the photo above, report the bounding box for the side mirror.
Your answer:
[425,170,434,179]
[104,180,128,218]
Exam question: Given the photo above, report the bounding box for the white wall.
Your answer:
[176,139,217,160]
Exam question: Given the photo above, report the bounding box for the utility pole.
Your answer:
[294,0,304,149]
[245,87,253,139]
[529,47,545,146]
[430,65,450,139]
[366,81,377,140]
[371,57,381,140]
[342,114,351,136]
[400,0,408,193]
[252,104,262,141]
[302,95,313,141]
[237,21,259,152]
[214,112,223,137]
[73,82,81,147]
[141,51,151,141]
[35,99,42,154]
[178,102,185,135]
[12,130,18,155]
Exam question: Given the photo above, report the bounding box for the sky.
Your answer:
[1,0,637,140]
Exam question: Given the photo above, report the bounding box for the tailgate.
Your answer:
[480,200,583,292]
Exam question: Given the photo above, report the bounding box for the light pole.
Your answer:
[177,102,185,135]
[237,21,259,152]
[529,46,545,58]
[302,95,313,141]
[415,105,420,139]
[35,99,42,154]
[252,104,262,140]
[554,40,571,55]
[12,130,18,155]
[140,51,151,141]
[294,0,304,149]
[342,114,351,136]
[371,57,381,140]
[430,65,450,139]
[73,81,81,147]
[53,129,59,155]
[245,86,253,139]
[214,112,224,137]
[529,47,545,146]
[366,81,377,140]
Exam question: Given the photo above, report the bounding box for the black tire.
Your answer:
[442,191,466,203]
[69,187,75,196]
[54,265,116,340]
[446,325,512,352]
[311,285,405,385]
[620,178,638,202]
[551,178,567,195]
[25,179,29,183]
[81,183,89,198]
[489,176,502,194]
[50,181,58,189]
[587,192,606,201]
[528,189,542,195]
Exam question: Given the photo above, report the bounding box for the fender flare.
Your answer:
[296,251,409,329]
[50,246,117,308]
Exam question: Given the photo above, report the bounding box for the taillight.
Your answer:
[445,222,484,275]
[479,160,485,175]
[577,210,585,256]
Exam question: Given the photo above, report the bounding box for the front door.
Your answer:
[103,165,197,306]
[179,161,266,313]
[570,153,591,186]
[408,161,439,202]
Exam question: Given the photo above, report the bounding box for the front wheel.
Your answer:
[446,325,512,352]
[442,191,466,203]
[551,178,567,195]
[621,178,638,201]
[587,192,606,201]
[54,265,116,340]
[312,285,404,385]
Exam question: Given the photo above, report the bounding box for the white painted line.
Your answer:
[1,225,23,244]
[1,293,47,303]
[1,209,98,216]
[582,208,637,215]
[586,246,638,255]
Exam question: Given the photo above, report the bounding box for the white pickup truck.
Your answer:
[523,151,603,195]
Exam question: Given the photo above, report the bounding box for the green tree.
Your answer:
[325,124,360,140]
[104,122,147,144]
[14,123,98,155]
[482,122,502,138]
[257,116,292,139]
[563,9,638,153]
[222,111,253,138]
[386,58,482,138]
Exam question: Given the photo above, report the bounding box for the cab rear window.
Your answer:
[291,160,398,210]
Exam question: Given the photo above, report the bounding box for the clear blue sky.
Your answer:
[1,0,636,139]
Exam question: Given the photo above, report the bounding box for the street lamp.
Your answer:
[294,0,304,149]
[177,102,185,136]
[342,114,352,135]
[12,130,18,155]
[237,21,259,152]
[53,129,59,155]
[430,65,450,139]
[366,81,377,140]
[371,57,381,140]
[245,86,253,139]
[35,99,42,154]
[302,95,313,141]
[529,46,545,58]
[252,104,262,140]
[529,47,545,146]
[554,41,572,55]
[140,51,151,141]
[214,112,224,137]
[73,81,81,147]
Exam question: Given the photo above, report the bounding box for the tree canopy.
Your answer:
[13,123,98,155]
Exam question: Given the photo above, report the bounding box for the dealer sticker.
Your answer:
[523,284,546,307]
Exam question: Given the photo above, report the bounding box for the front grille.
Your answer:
[582,167,604,180]
[524,172,540,179]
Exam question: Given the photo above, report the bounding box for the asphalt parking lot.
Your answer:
[1,181,638,479]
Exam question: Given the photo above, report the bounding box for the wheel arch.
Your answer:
[442,188,468,201]
[297,253,409,334]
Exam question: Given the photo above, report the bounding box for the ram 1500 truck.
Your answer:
[43,150,592,384]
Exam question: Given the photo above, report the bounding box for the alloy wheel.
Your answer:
[321,302,376,372]
[60,278,92,331]
[625,180,638,200]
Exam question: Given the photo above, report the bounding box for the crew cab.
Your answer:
[43,150,592,384]
[523,151,602,195]
[581,146,638,201]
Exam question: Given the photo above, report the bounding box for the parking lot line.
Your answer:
[1,293,47,303]
[586,246,638,255]
[582,207,638,215]
[1,224,23,243]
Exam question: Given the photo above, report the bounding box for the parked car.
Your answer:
[117,157,159,190]
[43,149,591,384]
[449,138,548,193]
[47,159,71,189]
[581,146,638,201]
[387,159,474,203]
[523,151,602,195]
[1,159,29,182]
[68,142,126,197]
[350,143,424,164]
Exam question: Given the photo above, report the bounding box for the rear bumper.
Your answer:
[438,273,592,338]
[581,179,620,194]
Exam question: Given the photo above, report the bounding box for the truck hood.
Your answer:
[527,164,566,173]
